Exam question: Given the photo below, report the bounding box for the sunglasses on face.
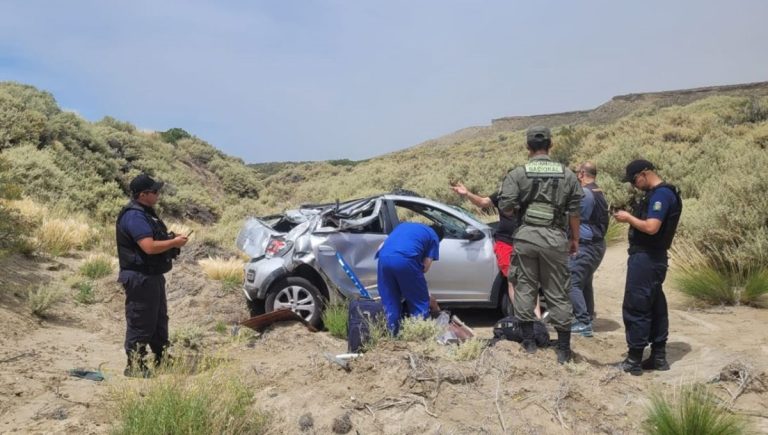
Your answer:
[142,190,159,195]
[632,171,645,185]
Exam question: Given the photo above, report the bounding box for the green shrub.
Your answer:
[322,302,348,339]
[27,285,62,317]
[674,266,737,305]
[743,268,768,306]
[213,321,228,335]
[79,255,114,279]
[451,338,486,361]
[160,127,192,144]
[112,371,267,435]
[399,316,441,342]
[642,385,747,435]
[74,281,96,305]
[171,326,205,350]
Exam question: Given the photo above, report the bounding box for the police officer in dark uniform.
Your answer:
[614,160,682,375]
[116,174,188,377]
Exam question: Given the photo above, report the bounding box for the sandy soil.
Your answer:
[1,242,767,434]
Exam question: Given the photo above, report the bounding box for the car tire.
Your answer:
[265,277,324,328]
[246,297,266,317]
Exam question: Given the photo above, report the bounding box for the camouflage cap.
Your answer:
[526,126,551,143]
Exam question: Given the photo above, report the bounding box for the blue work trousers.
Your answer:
[120,271,169,359]
[622,251,669,350]
[569,241,603,325]
[377,255,430,335]
[583,239,606,318]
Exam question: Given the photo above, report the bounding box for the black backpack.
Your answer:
[491,315,551,347]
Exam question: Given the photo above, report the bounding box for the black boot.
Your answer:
[125,347,152,378]
[619,348,644,376]
[520,322,537,354]
[556,330,572,364]
[642,344,670,371]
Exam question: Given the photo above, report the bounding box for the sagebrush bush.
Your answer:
[79,254,114,279]
[171,326,205,351]
[398,316,441,342]
[27,284,62,317]
[451,338,486,361]
[112,369,267,435]
[322,302,349,339]
[643,385,747,435]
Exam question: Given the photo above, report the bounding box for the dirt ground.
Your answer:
[1,242,767,434]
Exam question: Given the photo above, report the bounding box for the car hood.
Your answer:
[236,197,382,257]
[235,218,281,258]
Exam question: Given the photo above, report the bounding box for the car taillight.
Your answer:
[265,238,292,257]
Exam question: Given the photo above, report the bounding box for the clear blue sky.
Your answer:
[1,1,767,163]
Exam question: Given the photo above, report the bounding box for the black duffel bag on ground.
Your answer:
[491,315,551,347]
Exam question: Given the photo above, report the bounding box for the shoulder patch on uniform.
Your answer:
[524,161,565,178]
[653,201,662,211]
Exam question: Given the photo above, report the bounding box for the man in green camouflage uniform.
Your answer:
[498,126,583,364]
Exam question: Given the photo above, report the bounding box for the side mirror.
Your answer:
[463,227,485,241]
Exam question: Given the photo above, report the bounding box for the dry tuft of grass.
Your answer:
[7,198,48,224]
[37,216,95,256]
[198,257,243,288]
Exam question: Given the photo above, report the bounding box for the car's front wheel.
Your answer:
[265,277,324,328]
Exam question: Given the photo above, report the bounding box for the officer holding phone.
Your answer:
[116,174,188,377]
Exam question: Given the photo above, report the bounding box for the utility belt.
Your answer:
[628,245,668,257]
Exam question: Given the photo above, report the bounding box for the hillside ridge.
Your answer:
[416,80,768,149]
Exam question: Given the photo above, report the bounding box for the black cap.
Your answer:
[129,174,164,195]
[622,159,655,183]
[526,126,551,143]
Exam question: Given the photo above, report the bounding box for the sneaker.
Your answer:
[570,322,593,337]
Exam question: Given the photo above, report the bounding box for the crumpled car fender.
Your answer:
[243,257,289,300]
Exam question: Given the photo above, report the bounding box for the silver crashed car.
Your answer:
[236,192,512,327]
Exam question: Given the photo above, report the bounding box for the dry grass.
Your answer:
[7,198,47,224]
[37,216,95,256]
[198,257,243,286]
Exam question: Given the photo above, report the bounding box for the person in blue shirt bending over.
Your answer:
[376,222,444,335]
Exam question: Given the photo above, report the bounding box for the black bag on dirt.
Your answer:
[491,315,551,347]
[347,298,385,353]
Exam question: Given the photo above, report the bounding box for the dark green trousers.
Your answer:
[510,240,574,331]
